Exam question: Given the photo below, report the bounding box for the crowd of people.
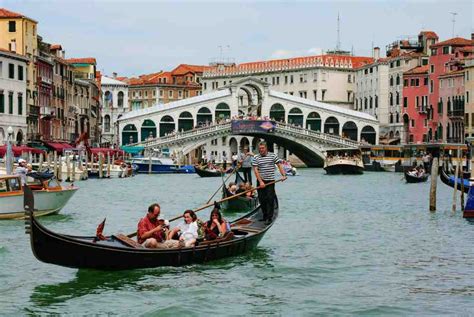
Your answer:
[137,141,287,249]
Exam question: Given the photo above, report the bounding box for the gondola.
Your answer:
[221,172,258,213]
[404,171,429,183]
[439,167,470,193]
[195,165,224,178]
[24,185,278,270]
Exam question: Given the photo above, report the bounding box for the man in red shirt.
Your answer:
[137,203,178,248]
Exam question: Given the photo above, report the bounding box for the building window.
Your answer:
[396,75,400,86]
[396,92,399,105]
[18,93,22,115]
[104,115,110,132]
[403,97,408,108]
[178,90,183,98]
[430,65,435,73]
[442,46,450,55]
[467,91,470,103]
[390,62,394,68]
[290,75,294,84]
[285,75,288,84]
[430,80,434,93]
[375,96,378,108]
[299,91,307,98]
[203,82,207,90]
[415,79,419,86]
[8,63,14,79]
[321,89,326,101]
[389,76,393,86]
[8,21,16,32]
[389,93,393,106]
[8,92,13,114]
[424,77,428,86]
[313,90,317,100]
[396,60,400,67]
[18,65,23,80]
[404,79,408,87]
[168,90,173,98]
[312,73,317,82]
[364,97,368,109]
[0,92,4,113]
[431,48,437,55]
[118,91,124,107]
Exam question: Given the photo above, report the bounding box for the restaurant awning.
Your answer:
[44,142,74,154]
[120,146,144,154]
[0,145,45,157]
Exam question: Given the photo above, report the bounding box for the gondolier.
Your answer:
[252,141,287,224]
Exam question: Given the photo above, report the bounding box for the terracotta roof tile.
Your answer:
[171,64,210,75]
[50,44,62,50]
[419,31,438,39]
[404,65,429,75]
[67,57,97,65]
[431,37,474,48]
[0,8,35,22]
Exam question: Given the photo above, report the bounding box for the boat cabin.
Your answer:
[0,175,22,195]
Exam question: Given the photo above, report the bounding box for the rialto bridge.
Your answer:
[118,77,379,166]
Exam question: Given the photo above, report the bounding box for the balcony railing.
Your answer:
[447,110,464,118]
[417,105,427,113]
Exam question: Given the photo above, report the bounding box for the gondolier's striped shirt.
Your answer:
[252,152,281,181]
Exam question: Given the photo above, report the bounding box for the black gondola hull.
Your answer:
[195,166,223,178]
[439,168,470,193]
[404,172,429,183]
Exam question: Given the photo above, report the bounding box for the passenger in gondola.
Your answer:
[244,182,255,198]
[204,209,228,240]
[236,183,246,194]
[137,203,179,249]
[168,210,199,247]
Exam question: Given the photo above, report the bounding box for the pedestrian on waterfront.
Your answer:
[222,152,228,170]
[15,158,31,186]
[137,203,178,249]
[252,141,287,224]
[240,148,253,184]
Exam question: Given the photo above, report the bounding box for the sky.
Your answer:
[3,0,473,77]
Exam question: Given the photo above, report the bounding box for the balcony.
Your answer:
[417,105,427,114]
[28,105,40,116]
[40,106,56,118]
[448,109,464,119]
[41,76,52,85]
[80,108,89,116]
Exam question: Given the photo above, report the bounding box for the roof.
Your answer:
[0,8,37,22]
[438,69,465,78]
[404,65,429,75]
[204,54,374,77]
[101,75,128,86]
[50,44,62,50]
[419,31,438,39]
[431,37,474,48]
[171,64,210,75]
[67,57,97,65]
[0,47,29,62]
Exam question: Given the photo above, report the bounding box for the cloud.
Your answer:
[269,47,324,59]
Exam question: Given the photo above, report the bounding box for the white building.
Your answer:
[101,75,129,146]
[0,49,28,145]
[202,54,373,111]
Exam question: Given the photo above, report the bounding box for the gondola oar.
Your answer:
[205,164,240,204]
[126,178,285,238]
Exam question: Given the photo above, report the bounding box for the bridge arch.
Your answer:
[342,121,358,141]
[269,103,285,122]
[122,123,138,145]
[237,81,264,116]
[178,111,194,132]
[197,107,212,127]
[306,112,321,131]
[288,107,303,127]
[361,125,376,144]
[160,116,175,137]
[215,103,231,122]
[324,116,340,135]
[141,119,157,141]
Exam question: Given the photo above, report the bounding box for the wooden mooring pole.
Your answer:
[452,148,461,213]
[429,157,439,212]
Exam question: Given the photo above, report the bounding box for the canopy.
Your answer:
[120,146,144,154]
[44,142,74,154]
[0,145,45,157]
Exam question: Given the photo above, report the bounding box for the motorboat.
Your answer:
[324,149,364,175]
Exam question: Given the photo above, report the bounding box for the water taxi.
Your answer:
[324,149,364,175]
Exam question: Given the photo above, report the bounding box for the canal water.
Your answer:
[0,169,473,315]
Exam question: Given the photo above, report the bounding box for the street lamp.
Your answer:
[6,126,14,174]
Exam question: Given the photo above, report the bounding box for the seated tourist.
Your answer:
[244,182,255,198]
[137,203,179,249]
[236,183,246,194]
[204,209,228,240]
[168,210,199,247]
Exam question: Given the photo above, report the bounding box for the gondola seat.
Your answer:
[198,231,235,246]
[113,234,145,249]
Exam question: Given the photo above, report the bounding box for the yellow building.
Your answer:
[0,8,38,139]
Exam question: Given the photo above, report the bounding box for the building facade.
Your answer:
[101,75,129,146]
[202,54,373,110]
[438,70,465,143]
[465,58,474,138]
[0,48,28,144]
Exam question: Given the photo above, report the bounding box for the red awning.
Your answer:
[44,142,74,154]
[0,145,45,157]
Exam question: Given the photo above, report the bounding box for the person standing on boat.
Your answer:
[15,158,31,185]
[222,152,228,171]
[137,203,178,249]
[240,148,253,184]
[252,142,287,224]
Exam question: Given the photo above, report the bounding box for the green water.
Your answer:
[0,170,473,315]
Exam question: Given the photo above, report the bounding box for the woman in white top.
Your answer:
[168,210,199,247]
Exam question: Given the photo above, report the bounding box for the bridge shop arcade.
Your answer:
[117,78,379,167]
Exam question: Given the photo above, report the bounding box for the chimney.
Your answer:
[471,33,474,40]
[373,47,380,60]
[113,72,117,79]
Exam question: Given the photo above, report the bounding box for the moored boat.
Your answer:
[195,165,224,177]
[0,174,78,220]
[324,149,364,175]
[439,166,470,193]
[24,185,278,270]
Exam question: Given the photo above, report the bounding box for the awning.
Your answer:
[120,145,144,154]
[44,142,74,154]
[0,145,45,157]
[28,142,49,152]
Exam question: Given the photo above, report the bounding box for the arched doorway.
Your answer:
[104,115,111,133]
[240,137,250,151]
[118,91,124,107]
[229,137,238,155]
[324,116,340,135]
[159,116,175,137]
[215,103,231,122]
[104,91,112,108]
[269,103,285,122]
[342,121,358,141]
[288,108,303,127]
[306,112,321,131]
[122,124,138,145]
[196,107,212,127]
[16,129,23,145]
[178,111,193,132]
[141,119,157,141]
[361,126,376,144]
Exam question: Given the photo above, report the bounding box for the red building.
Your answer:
[402,65,432,143]
[36,55,54,140]
[428,37,474,142]
[438,70,465,143]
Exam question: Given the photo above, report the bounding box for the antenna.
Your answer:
[336,12,341,51]
[218,45,230,63]
[450,12,458,38]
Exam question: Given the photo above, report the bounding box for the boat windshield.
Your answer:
[1,177,22,192]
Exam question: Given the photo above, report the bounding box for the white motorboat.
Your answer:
[324,149,364,175]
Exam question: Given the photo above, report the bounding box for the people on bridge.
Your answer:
[252,141,287,225]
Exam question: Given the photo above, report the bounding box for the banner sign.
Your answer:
[231,120,276,134]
